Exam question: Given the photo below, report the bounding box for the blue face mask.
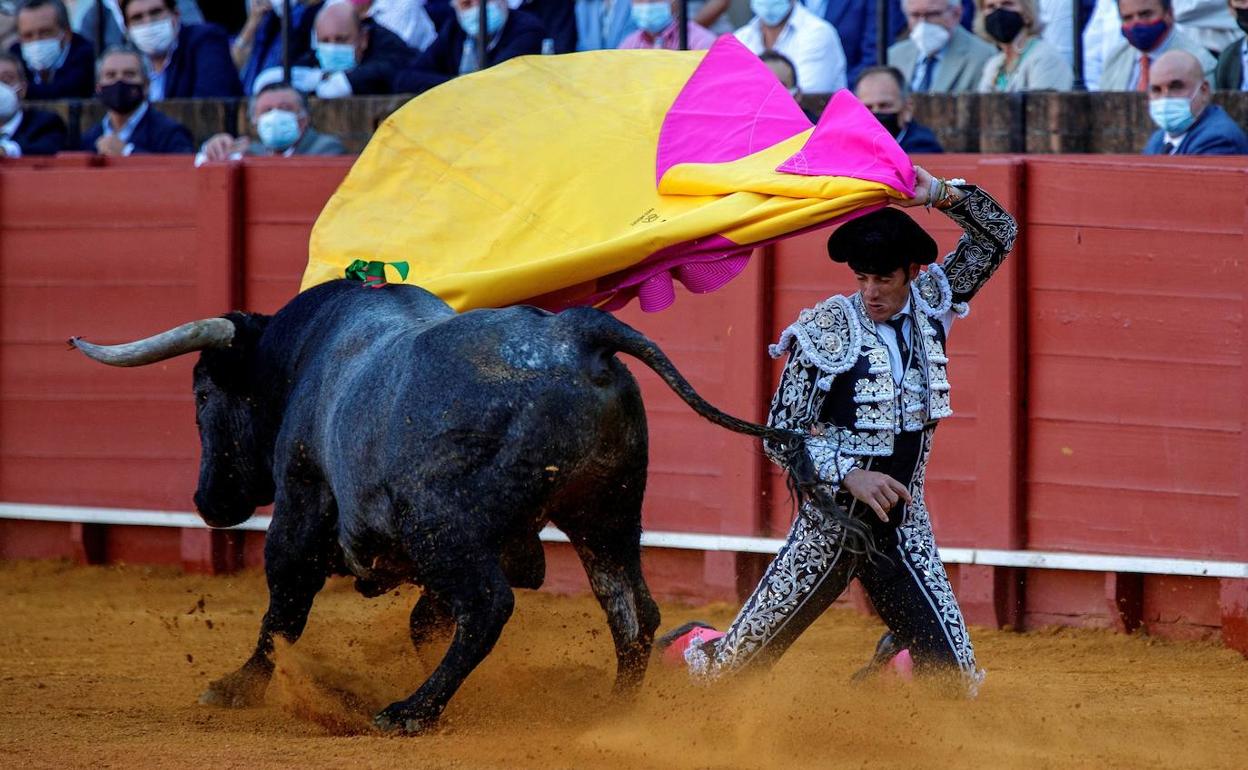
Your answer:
[630,2,673,34]
[458,2,507,38]
[257,108,302,151]
[1121,18,1169,51]
[750,0,793,27]
[1148,95,1197,134]
[315,42,357,73]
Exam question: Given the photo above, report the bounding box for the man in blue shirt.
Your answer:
[119,0,242,100]
[10,0,95,99]
[81,46,194,155]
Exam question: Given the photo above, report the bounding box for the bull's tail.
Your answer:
[564,307,878,556]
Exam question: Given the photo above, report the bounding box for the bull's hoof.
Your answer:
[373,703,438,735]
[198,669,268,708]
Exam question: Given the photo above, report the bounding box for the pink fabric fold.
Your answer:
[775,90,916,196]
[655,36,813,185]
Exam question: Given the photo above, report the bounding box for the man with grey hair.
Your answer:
[80,45,192,155]
[887,0,995,93]
[196,80,347,163]
[9,0,95,98]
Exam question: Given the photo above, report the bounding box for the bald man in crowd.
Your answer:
[1143,49,1248,155]
[291,0,413,97]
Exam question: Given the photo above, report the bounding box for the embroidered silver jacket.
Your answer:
[763,186,1017,486]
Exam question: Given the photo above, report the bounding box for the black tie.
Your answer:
[1164,140,1178,155]
[887,315,910,370]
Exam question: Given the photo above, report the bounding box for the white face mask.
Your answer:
[909,20,951,58]
[130,18,179,55]
[0,82,19,122]
[20,37,64,71]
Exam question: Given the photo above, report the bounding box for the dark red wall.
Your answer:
[1,154,1246,646]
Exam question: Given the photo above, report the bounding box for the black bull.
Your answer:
[70,279,815,733]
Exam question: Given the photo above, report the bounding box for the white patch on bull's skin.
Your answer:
[499,337,576,371]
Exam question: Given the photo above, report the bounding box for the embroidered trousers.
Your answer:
[698,429,980,683]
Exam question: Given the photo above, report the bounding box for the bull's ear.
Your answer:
[220,311,271,351]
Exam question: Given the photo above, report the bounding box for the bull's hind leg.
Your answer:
[200,485,336,708]
[555,476,660,693]
[408,530,543,650]
[375,548,514,733]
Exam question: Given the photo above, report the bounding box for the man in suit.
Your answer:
[0,52,66,155]
[1100,0,1216,90]
[10,0,94,99]
[854,65,944,153]
[119,0,242,100]
[887,0,995,93]
[291,1,414,97]
[197,81,348,162]
[1214,0,1247,89]
[80,46,194,155]
[75,0,205,52]
[1143,49,1248,153]
[392,0,544,95]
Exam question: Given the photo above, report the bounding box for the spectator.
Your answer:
[854,65,944,152]
[327,0,437,51]
[735,0,847,93]
[120,0,242,100]
[1036,0,1073,64]
[1172,0,1241,54]
[760,48,820,121]
[74,0,204,52]
[1143,48,1248,151]
[11,0,94,99]
[288,1,413,97]
[515,0,577,53]
[575,0,635,50]
[235,0,322,94]
[1099,0,1215,90]
[619,0,716,49]
[689,0,733,33]
[801,0,878,85]
[1213,0,1247,88]
[81,46,193,155]
[0,51,67,155]
[197,81,347,162]
[1082,0,1126,89]
[391,0,543,94]
[888,0,995,93]
[976,0,1073,91]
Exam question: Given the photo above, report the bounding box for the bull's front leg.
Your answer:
[375,555,514,733]
[200,489,335,708]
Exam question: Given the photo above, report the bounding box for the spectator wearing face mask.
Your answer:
[286,1,413,97]
[976,0,1073,91]
[120,0,242,100]
[324,0,437,51]
[1214,0,1248,88]
[234,2,322,93]
[619,0,716,49]
[854,65,943,152]
[81,46,194,155]
[0,51,67,155]
[1144,49,1247,152]
[11,0,95,99]
[735,0,847,93]
[888,0,995,93]
[391,0,544,94]
[75,0,204,52]
[196,82,347,163]
[1099,0,1215,90]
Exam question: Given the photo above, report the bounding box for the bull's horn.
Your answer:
[68,317,236,367]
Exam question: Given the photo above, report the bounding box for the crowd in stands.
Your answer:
[0,0,1243,160]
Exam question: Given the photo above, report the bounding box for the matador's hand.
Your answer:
[843,469,912,522]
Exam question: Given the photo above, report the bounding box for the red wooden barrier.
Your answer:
[0,154,1246,651]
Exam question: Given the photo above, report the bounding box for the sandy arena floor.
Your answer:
[1,560,1245,769]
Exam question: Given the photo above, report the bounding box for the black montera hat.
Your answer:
[826,208,937,275]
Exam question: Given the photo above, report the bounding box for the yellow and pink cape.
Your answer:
[301,36,915,313]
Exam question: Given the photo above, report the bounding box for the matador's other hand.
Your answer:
[843,469,912,522]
